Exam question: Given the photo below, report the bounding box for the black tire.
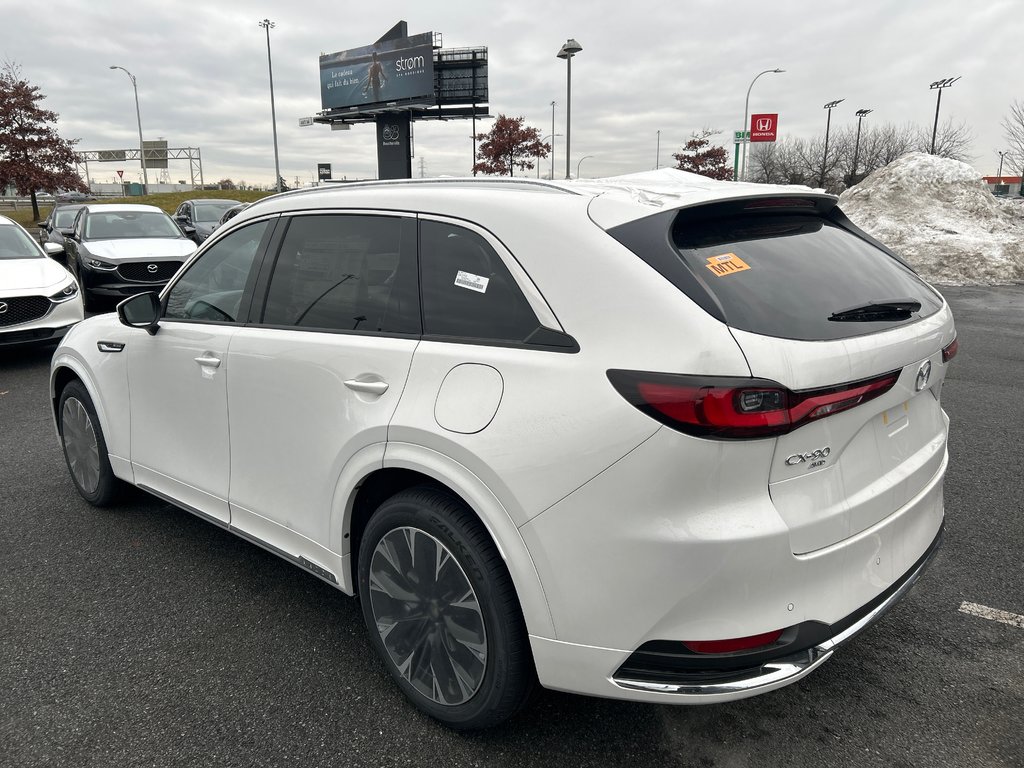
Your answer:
[357,487,534,730]
[58,380,120,506]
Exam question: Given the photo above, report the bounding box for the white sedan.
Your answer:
[0,214,83,346]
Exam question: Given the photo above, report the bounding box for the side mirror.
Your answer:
[43,242,65,258]
[117,292,161,335]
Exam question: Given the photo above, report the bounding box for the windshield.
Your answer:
[0,224,45,260]
[194,201,239,222]
[85,211,182,240]
[54,208,82,228]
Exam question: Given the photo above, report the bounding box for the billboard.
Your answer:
[317,163,332,181]
[750,113,779,143]
[320,32,435,111]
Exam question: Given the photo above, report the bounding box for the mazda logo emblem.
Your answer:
[0,301,7,314]
[147,264,158,274]
[915,360,932,392]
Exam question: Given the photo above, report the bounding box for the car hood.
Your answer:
[0,257,73,294]
[84,238,197,262]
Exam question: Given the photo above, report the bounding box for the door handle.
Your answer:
[194,355,221,368]
[344,379,388,395]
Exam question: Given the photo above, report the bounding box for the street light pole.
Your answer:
[549,101,556,180]
[556,39,583,180]
[259,19,282,193]
[739,68,784,181]
[109,65,148,195]
[819,99,845,189]
[538,134,561,178]
[851,108,873,185]
[928,76,961,155]
[656,130,660,170]
[576,155,594,179]
[997,151,1007,180]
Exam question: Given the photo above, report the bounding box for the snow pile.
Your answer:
[839,152,1024,285]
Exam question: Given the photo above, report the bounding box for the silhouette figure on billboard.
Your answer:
[363,52,388,102]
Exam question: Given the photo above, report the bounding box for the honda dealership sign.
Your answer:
[750,113,779,142]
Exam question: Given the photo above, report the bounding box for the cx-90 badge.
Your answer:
[786,447,831,467]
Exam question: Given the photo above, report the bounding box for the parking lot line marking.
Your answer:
[959,601,1024,629]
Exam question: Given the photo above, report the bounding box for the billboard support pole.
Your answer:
[733,139,740,182]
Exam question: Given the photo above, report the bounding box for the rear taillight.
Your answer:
[682,630,784,654]
[942,336,958,363]
[608,368,901,439]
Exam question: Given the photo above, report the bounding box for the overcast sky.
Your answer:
[4,0,1020,187]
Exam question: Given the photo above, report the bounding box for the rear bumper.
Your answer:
[521,424,947,703]
[610,522,942,699]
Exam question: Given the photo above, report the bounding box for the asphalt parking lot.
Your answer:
[1,285,1022,768]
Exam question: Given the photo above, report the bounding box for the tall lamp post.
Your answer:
[556,39,583,180]
[997,150,1007,180]
[739,68,784,181]
[850,108,873,185]
[259,19,282,193]
[928,76,960,155]
[656,130,660,170]
[819,98,845,189]
[538,134,561,178]
[109,66,148,195]
[576,154,594,179]
[549,101,556,180]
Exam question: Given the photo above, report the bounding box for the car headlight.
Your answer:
[86,258,118,271]
[49,280,80,303]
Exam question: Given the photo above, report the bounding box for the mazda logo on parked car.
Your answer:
[147,264,158,274]
[916,360,932,391]
[0,301,7,314]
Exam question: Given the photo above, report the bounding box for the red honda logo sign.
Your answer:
[750,113,779,143]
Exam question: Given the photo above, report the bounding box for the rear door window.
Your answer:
[667,212,942,341]
[419,220,540,342]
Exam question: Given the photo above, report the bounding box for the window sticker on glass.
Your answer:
[454,270,490,293]
[705,253,751,277]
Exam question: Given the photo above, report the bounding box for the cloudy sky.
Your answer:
[4,0,1020,187]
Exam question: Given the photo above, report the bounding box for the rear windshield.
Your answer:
[664,211,942,341]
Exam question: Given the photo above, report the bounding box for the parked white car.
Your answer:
[50,174,956,729]
[0,214,83,346]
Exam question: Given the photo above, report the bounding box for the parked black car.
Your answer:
[173,199,242,244]
[36,203,87,258]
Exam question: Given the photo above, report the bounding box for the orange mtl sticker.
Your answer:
[705,253,751,276]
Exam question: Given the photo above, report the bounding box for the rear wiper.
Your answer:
[829,298,921,322]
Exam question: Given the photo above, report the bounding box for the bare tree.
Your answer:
[1002,99,1024,177]
[916,118,974,162]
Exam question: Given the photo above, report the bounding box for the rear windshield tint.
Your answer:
[665,212,942,341]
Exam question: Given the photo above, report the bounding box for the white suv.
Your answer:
[50,175,956,729]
